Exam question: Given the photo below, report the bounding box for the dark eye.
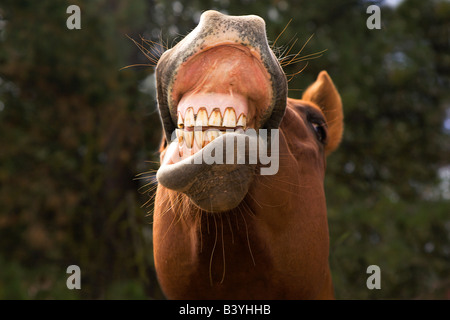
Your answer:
[311,122,327,143]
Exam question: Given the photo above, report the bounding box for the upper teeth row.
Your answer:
[177,107,247,129]
[176,107,247,149]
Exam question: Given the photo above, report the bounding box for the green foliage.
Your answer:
[0,0,163,299]
[0,0,448,299]
[329,198,450,299]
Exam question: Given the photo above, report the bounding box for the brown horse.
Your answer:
[151,10,343,299]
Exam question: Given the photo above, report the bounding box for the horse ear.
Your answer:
[302,71,344,155]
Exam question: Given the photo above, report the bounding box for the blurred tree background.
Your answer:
[0,0,448,299]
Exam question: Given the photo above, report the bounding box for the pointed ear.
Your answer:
[302,71,344,155]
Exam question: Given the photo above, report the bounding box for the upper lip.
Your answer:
[168,43,273,130]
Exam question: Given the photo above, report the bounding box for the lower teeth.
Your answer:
[176,128,241,149]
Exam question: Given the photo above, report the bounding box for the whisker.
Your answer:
[144,160,161,164]
[287,61,309,82]
[245,191,263,210]
[141,191,157,209]
[123,34,166,71]
[241,199,258,220]
[234,209,240,231]
[225,214,235,245]
[119,63,154,70]
[238,206,255,266]
[161,193,184,240]
[282,49,327,66]
[219,214,226,284]
[199,210,203,253]
[128,36,159,65]
[137,181,157,194]
[141,36,168,50]
[288,88,304,92]
[137,35,165,63]
[282,33,314,66]
[134,170,158,178]
[275,33,299,59]
[209,214,218,286]
[279,37,298,63]
[271,18,292,49]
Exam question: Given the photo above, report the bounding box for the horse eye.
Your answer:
[311,122,327,143]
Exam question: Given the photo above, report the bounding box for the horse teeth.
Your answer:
[208,108,222,126]
[176,107,248,150]
[184,107,195,127]
[194,130,203,149]
[237,114,247,129]
[196,108,208,126]
[177,112,184,128]
[176,128,184,144]
[184,130,194,148]
[206,129,220,142]
[223,108,236,127]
